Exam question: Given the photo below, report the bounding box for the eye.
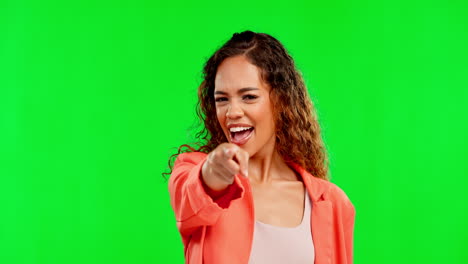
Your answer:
[243,94,258,100]
[215,97,228,102]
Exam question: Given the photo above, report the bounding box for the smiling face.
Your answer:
[214,55,276,157]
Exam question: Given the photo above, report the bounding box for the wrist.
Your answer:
[201,161,229,198]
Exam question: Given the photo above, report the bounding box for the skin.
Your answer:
[201,55,306,227]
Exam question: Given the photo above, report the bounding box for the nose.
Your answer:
[226,101,244,119]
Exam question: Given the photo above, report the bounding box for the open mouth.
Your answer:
[230,127,254,145]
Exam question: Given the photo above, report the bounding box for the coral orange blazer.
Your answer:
[169,152,355,264]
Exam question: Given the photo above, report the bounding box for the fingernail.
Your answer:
[243,170,248,177]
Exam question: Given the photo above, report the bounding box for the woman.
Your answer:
[167,31,355,264]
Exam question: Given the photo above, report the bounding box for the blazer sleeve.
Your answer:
[168,152,244,239]
[329,182,356,264]
[344,202,356,264]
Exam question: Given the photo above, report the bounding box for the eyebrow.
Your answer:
[214,87,259,95]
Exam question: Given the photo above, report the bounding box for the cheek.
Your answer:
[216,107,224,121]
[254,101,275,128]
[216,107,227,133]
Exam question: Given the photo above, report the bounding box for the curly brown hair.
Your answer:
[164,30,329,180]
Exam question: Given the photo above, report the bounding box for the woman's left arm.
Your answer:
[344,202,356,264]
[331,183,356,264]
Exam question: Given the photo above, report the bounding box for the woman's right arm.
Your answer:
[168,144,249,238]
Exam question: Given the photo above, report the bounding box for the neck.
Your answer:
[248,138,289,184]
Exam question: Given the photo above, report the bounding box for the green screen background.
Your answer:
[1,0,467,263]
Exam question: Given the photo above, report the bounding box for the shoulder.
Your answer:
[311,177,355,216]
[327,181,353,205]
[174,152,208,166]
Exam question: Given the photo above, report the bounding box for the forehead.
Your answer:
[214,55,268,92]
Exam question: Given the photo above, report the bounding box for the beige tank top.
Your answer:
[248,189,315,264]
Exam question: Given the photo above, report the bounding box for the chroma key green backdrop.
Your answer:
[1,0,467,263]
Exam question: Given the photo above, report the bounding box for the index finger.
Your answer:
[233,149,249,178]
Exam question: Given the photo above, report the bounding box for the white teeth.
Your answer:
[229,127,252,133]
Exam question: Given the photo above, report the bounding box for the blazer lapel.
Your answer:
[288,161,333,264]
[311,200,333,264]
